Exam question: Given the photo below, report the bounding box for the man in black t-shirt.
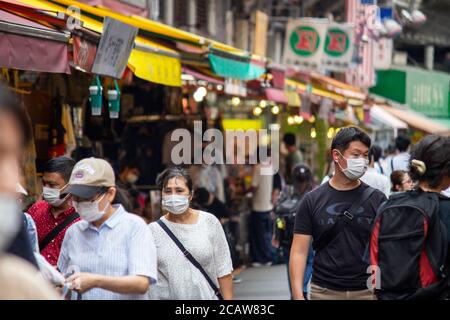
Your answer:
[290,127,387,300]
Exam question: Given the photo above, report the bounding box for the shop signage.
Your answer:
[92,17,138,79]
[283,18,354,72]
[73,35,97,73]
[283,18,328,70]
[321,23,355,72]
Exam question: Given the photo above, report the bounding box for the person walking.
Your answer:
[58,158,157,300]
[149,167,233,300]
[361,146,391,197]
[282,133,303,185]
[290,127,387,300]
[389,134,411,173]
[273,164,314,299]
[28,157,79,266]
[249,149,274,267]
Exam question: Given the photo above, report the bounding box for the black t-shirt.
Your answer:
[294,181,387,291]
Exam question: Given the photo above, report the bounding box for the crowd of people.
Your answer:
[1,84,450,300]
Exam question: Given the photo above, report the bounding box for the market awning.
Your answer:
[182,67,224,85]
[311,72,367,101]
[47,0,249,55]
[378,104,450,136]
[0,8,70,73]
[77,0,148,17]
[265,88,288,104]
[208,50,266,81]
[370,104,408,130]
[286,79,346,103]
[14,0,182,86]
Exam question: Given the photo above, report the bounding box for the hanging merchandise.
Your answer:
[108,80,121,119]
[89,76,103,116]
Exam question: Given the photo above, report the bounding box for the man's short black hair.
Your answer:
[331,126,371,153]
[194,187,210,205]
[0,82,32,146]
[283,133,296,147]
[119,158,140,173]
[395,134,411,152]
[44,156,76,183]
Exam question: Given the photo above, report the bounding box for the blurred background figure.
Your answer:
[390,170,415,195]
[0,83,58,299]
[282,133,303,185]
[361,146,391,197]
[273,164,314,299]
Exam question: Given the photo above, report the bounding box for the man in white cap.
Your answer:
[58,158,157,300]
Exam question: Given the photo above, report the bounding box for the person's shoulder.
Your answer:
[121,211,150,228]
[27,200,50,216]
[307,182,329,197]
[198,210,222,226]
[361,182,388,201]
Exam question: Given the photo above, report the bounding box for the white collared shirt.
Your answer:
[58,205,157,300]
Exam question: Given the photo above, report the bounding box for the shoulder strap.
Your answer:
[39,212,79,252]
[314,187,377,253]
[390,157,394,172]
[157,219,224,300]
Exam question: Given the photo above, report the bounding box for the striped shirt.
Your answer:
[58,205,157,300]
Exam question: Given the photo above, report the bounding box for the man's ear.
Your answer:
[108,187,117,202]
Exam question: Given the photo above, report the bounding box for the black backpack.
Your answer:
[274,193,302,247]
[369,189,449,300]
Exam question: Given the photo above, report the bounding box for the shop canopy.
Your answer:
[208,49,266,81]
[286,79,346,103]
[13,0,182,86]
[310,72,367,101]
[377,104,450,136]
[181,67,224,85]
[370,104,408,130]
[0,5,70,73]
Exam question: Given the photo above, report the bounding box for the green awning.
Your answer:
[208,50,265,80]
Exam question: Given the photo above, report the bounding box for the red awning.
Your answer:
[182,67,224,85]
[265,88,288,104]
[0,9,70,73]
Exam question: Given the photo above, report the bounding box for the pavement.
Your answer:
[234,264,291,300]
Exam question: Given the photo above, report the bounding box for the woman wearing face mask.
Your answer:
[149,167,233,300]
[57,158,157,300]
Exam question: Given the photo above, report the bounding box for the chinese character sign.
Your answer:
[322,23,355,71]
[283,18,328,70]
[92,17,138,79]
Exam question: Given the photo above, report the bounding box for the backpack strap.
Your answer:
[314,187,377,253]
[39,212,79,252]
[157,219,224,300]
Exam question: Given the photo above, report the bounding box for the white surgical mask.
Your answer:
[161,195,190,215]
[0,194,21,252]
[73,194,108,222]
[126,173,139,184]
[43,186,68,207]
[336,151,369,180]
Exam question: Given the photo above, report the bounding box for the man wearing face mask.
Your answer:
[27,157,79,266]
[58,158,157,300]
[290,127,387,300]
[117,160,143,215]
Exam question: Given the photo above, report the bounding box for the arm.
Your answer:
[218,274,233,300]
[289,234,312,300]
[67,273,149,294]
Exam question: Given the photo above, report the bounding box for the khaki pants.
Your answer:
[309,283,377,300]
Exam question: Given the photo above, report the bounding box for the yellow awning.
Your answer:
[128,49,181,87]
[49,0,246,55]
[286,79,346,103]
[16,0,182,86]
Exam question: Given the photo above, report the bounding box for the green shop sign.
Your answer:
[324,28,350,57]
[289,26,321,57]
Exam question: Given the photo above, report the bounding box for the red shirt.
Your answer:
[27,201,80,266]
